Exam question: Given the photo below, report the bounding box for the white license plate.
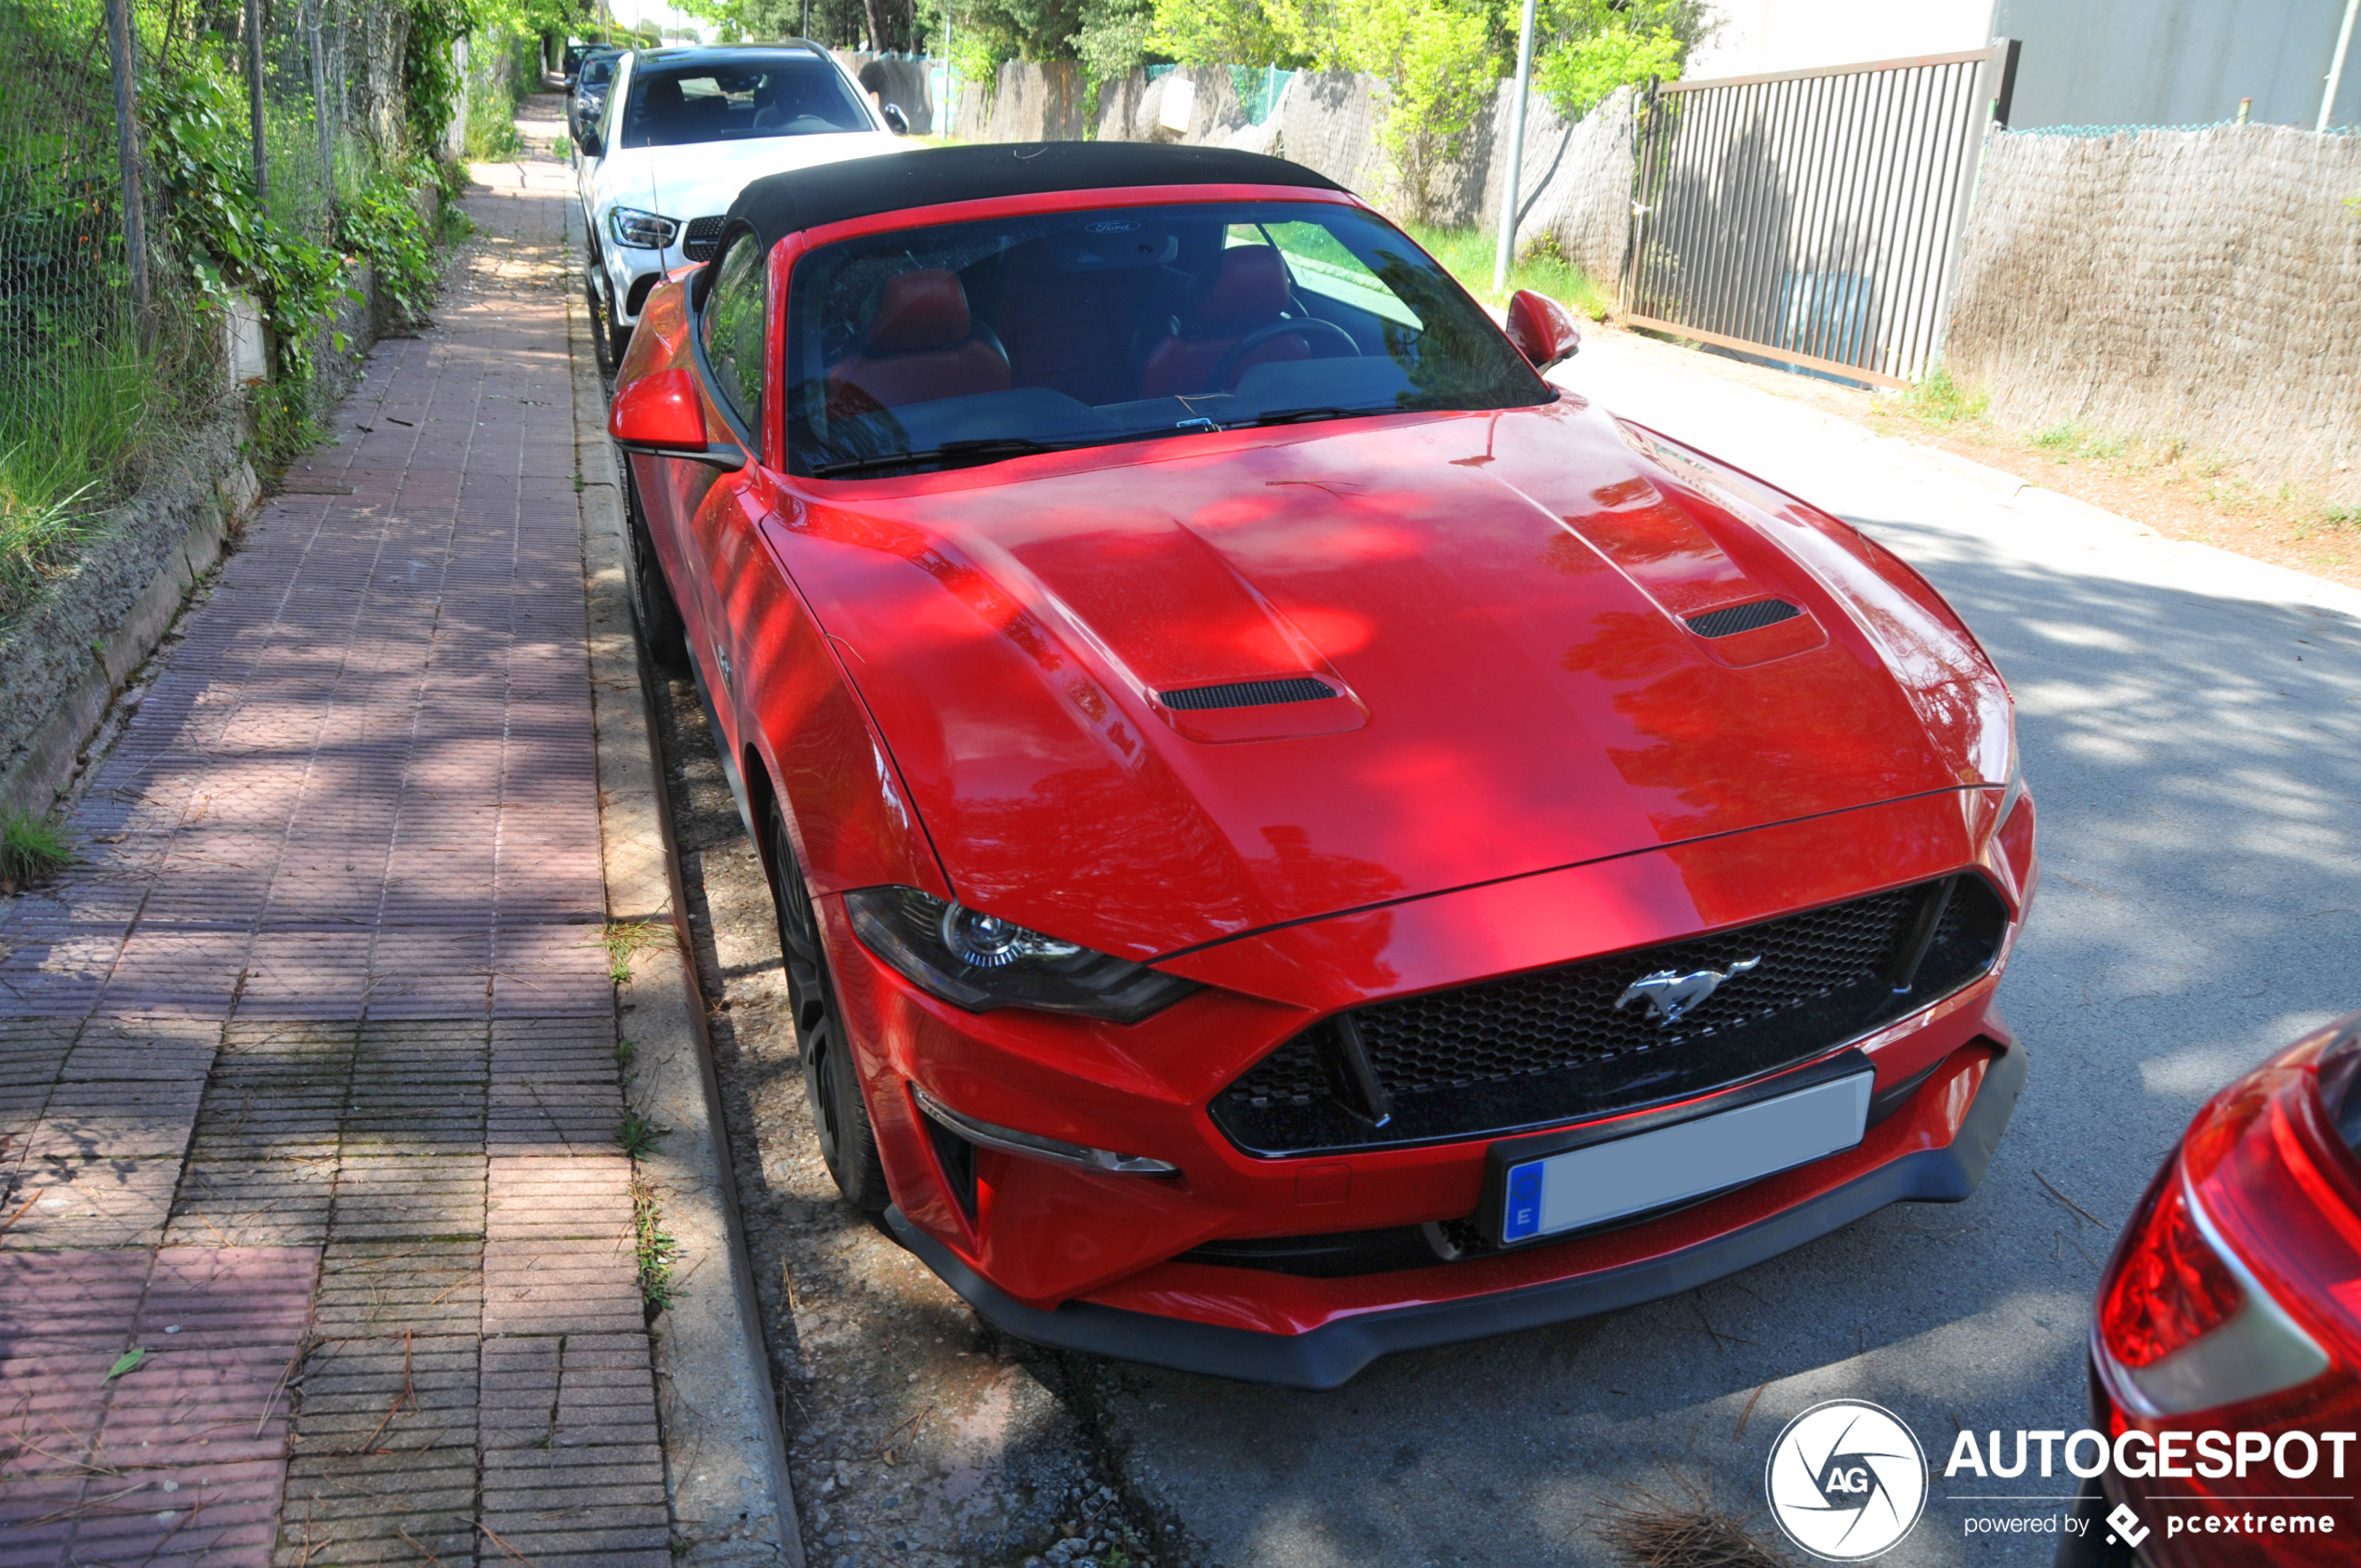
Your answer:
[1498,1070,1874,1243]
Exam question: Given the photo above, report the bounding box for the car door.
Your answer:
[679,228,772,757]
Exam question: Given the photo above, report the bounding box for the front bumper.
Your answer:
[891,1037,2024,1387]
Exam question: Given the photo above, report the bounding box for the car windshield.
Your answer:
[621,53,870,149]
[783,201,1551,479]
[580,55,616,88]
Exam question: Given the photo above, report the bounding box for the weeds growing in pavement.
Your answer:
[616,1111,664,1159]
[600,920,673,984]
[0,811,72,893]
[630,1173,681,1320]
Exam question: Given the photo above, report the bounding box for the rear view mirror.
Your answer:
[1505,289,1582,371]
[882,103,910,136]
[610,366,744,469]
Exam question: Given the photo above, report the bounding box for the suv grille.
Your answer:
[682,216,727,262]
[1211,874,2008,1156]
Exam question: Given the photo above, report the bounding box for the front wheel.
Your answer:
[586,273,626,376]
[766,801,890,1214]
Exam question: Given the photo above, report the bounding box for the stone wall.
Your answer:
[1946,125,2361,500]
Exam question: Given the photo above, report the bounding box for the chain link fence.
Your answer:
[0,0,418,615]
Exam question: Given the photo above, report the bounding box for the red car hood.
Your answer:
[768,393,2008,962]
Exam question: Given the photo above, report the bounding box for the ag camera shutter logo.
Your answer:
[1764,1399,1929,1560]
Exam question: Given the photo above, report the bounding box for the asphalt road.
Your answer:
[1061,336,2361,1567]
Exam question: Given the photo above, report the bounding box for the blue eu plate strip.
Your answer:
[1503,1162,1544,1242]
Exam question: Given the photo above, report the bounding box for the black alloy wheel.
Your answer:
[587,274,625,376]
[618,456,687,669]
[766,800,890,1213]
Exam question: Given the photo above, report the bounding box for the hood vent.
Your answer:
[1686,599,1801,639]
[1161,677,1337,711]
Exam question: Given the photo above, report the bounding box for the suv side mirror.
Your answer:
[1505,289,1582,371]
[576,125,603,156]
[610,366,744,469]
[882,103,910,136]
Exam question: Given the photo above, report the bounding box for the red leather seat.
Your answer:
[1138,245,1310,400]
[827,270,1010,415]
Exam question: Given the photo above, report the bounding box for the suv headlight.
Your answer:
[844,888,1202,1023]
[609,207,678,250]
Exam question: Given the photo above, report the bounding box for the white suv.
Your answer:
[575,43,904,371]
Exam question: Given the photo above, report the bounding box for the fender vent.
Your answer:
[682,215,728,262]
[1686,599,1801,639]
[1161,678,1337,711]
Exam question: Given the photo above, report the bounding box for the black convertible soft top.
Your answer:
[722,142,1347,254]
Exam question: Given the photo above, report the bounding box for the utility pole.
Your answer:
[245,0,268,206]
[1492,0,1537,297]
[103,0,151,340]
[2322,0,2358,131]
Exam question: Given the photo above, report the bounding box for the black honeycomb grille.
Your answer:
[683,216,728,262]
[1686,599,1802,638]
[1161,678,1337,710]
[1212,874,2008,1156]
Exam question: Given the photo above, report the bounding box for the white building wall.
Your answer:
[1685,0,1999,80]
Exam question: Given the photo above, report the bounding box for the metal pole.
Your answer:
[310,0,334,199]
[245,0,268,206]
[1492,0,1537,296]
[103,0,151,340]
[2322,0,2359,131]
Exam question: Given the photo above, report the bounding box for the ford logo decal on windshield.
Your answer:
[1084,219,1143,233]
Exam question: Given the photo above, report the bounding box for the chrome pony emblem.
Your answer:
[1615,956,1761,1026]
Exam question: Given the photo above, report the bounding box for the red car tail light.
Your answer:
[2097,1023,2361,1419]
[2099,1170,2245,1372]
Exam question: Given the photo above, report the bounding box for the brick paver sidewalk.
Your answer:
[0,134,671,1565]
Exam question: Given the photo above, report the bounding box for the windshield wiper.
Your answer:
[1250,405,1384,428]
[810,437,1068,478]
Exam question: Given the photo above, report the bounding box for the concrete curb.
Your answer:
[567,220,806,1565]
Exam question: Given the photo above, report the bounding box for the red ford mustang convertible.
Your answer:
[608,143,2038,1388]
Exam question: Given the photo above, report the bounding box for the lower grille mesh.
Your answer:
[1212,874,2007,1155]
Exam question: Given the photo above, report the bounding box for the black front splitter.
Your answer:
[886,1040,2026,1390]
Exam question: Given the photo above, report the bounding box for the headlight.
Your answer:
[844,888,1201,1023]
[609,207,679,250]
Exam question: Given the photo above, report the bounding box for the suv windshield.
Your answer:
[784,202,1551,479]
[621,52,870,149]
[580,54,616,88]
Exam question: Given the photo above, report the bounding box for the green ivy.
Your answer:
[337,162,442,324]
[139,56,357,383]
[404,0,479,154]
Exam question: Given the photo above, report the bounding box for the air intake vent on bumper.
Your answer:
[682,216,728,262]
[1685,599,1802,639]
[1160,678,1337,711]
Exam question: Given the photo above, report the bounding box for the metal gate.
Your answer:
[1621,44,2019,388]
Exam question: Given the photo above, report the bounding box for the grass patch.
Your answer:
[600,919,672,984]
[1397,219,1615,318]
[0,810,72,893]
[630,1172,681,1320]
[1,339,164,619]
[1898,366,1986,428]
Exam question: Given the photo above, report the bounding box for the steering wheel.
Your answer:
[1209,316,1360,390]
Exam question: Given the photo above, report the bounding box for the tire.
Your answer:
[619,457,688,669]
[587,273,624,377]
[766,802,890,1214]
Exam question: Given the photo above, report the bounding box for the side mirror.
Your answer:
[882,102,910,136]
[1505,288,1582,371]
[576,125,603,157]
[610,365,745,469]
